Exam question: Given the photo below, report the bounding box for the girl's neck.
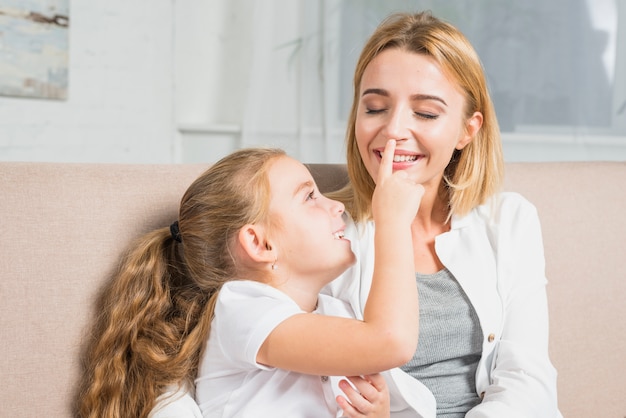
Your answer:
[268,275,323,313]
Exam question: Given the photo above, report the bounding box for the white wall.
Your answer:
[174,0,252,164]
[0,0,176,163]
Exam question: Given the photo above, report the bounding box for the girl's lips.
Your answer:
[332,226,346,240]
[333,231,345,240]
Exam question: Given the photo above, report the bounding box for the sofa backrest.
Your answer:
[1,162,206,417]
[504,162,626,417]
[1,161,624,417]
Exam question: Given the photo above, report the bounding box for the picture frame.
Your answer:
[0,0,69,100]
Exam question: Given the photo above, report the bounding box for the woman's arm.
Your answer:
[257,140,422,377]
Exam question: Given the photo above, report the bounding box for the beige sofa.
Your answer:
[1,161,624,417]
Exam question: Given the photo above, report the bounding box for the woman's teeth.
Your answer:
[379,152,418,162]
[392,154,417,162]
[333,231,345,240]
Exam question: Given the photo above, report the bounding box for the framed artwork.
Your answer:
[0,0,69,100]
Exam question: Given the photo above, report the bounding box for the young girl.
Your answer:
[77,142,423,418]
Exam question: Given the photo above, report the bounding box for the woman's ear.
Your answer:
[457,111,483,150]
[237,224,274,263]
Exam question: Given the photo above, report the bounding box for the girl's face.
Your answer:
[267,156,355,283]
[355,48,482,191]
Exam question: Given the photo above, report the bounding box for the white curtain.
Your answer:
[239,0,626,162]
[240,0,346,163]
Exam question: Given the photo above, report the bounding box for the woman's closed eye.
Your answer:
[364,107,438,120]
[365,107,386,115]
[415,112,439,120]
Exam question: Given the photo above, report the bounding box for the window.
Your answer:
[337,0,626,161]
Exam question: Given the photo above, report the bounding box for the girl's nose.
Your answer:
[326,196,345,216]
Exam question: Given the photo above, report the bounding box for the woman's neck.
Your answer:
[411,192,450,274]
[414,187,450,230]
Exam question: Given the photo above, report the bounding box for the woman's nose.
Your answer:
[383,107,411,141]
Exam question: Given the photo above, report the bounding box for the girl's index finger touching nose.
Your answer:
[378,139,396,183]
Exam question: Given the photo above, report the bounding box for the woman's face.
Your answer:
[355,48,482,190]
[266,156,355,283]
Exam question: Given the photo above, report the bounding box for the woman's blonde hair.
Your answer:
[336,11,503,222]
[76,147,285,418]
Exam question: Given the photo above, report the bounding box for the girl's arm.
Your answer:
[257,140,422,377]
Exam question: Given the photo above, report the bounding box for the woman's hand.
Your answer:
[337,374,390,418]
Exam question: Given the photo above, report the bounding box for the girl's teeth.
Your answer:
[333,232,345,240]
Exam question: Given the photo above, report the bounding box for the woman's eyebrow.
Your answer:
[411,93,447,106]
[362,88,447,106]
[362,88,388,97]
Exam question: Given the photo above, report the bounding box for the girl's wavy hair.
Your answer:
[76,147,285,418]
[333,11,503,222]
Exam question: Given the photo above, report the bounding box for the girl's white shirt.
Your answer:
[148,283,431,418]
[195,280,358,418]
[149,384,202,418]
[322,191,562,418]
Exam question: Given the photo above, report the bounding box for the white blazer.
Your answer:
[323,192,561,418]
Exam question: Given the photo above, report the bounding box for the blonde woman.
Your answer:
[325,11,561,418]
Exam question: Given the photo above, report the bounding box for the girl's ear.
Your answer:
[457,111,483,150]
[237,224,274,263]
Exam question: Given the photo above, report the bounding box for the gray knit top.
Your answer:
[400,268,482,417]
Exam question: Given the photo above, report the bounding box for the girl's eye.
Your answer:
[365,108,385,114]
[306,190,317,201]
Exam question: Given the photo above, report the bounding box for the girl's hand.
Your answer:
[336,374,390,418]
[371,139,423,226]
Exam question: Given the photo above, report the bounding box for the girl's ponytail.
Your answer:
[77,229,213,418]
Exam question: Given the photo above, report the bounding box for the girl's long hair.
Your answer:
[76,148,285,418]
